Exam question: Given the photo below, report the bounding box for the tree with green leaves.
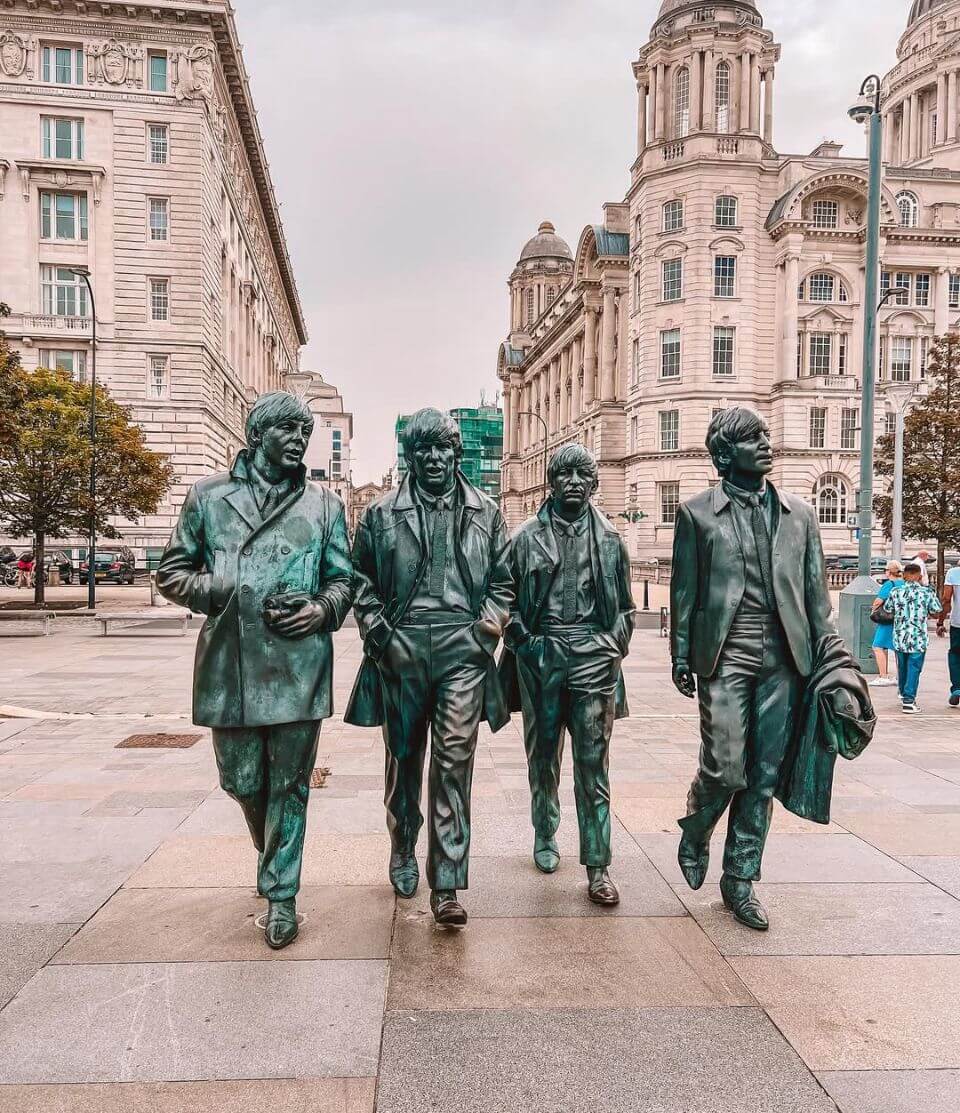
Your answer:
[875,333,960,586]
[0,303,26,453]
[0,364,175,608]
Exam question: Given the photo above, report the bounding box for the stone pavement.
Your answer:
[0,623,959,1112]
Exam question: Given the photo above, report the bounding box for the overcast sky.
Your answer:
[238,0,910,482]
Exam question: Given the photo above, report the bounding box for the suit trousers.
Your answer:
[517,627,622,868]
[680,614,801,881]
[379,620,488,891]
[212,720,321,901]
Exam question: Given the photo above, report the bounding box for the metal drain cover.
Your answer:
[117,733,202,749]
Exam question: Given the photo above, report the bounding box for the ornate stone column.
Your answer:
[559,347,570,429]
[649,66,659,142]
[938,73,948,146]
[583,306,598,407]
[570,335,582,421]
[548,358,559,435]
[600,287,617,402]
[502,385,513,457]
[750,54,761,134]
[637,80,648,153]
[703,50,715,131]
[739,52,751,131]
[950,71,958,142]
[763,69,774,145]
[656,62,667,139]
[900,99,911,165]
[781,254,800,381]
[910,91,920,160]
[690,51,702,133]
[936,266,950,334]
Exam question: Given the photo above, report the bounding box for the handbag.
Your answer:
[870,605,893,626]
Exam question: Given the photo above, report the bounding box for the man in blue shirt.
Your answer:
[937,561,960,708]
[883,563,943,714]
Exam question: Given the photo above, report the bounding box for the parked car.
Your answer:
[39,550,75,585]
[825,555,859,572]
[79,549,136,585]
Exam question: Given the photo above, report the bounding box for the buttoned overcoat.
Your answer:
[157,451,354,728]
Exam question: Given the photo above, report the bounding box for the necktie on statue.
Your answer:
[750,496,776,612]
[429,498,448,598]
[561,526,578,623]
[261,485,285,519]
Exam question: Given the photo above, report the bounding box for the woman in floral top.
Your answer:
[883,562,943,714]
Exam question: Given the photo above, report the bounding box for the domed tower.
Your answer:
[883,0,960,170]
[633,2,778,169]
[508,221,574,335]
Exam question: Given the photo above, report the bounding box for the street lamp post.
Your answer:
[518,410,549,505]
[838,75,885,671]
[66,266,97,611]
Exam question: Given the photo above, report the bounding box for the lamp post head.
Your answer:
[64,265,91,278]
[848,96,874,126]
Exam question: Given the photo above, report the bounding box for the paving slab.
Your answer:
[677,882,960,955]
[817,1069,960,1112]
[387,914,753,1011]
[730,956,960,1070]
[377,1007,837,1112]
[0,960,388,1083]
[617,797,843,835]
[469,810,642,857]
[636,832,920,886]
[53,886,395,963]
[125,833,390,888]
[459,854,686,917]
[0,923,77,1007]
[0,1079,377,1113]
[837,812,960,856]
[898,855,960,897]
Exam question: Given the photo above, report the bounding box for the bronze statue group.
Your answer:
[158,396,876,950]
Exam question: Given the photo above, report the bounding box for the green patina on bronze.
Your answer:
[346,408,513,925]
[671,407,876,932]
[499,445,635,907]
[157,391,354,949]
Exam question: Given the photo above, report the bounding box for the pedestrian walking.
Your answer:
[869,561,904,687]
[883,562,943,714]
[910,550,932,586]
[938,559,960,709]
[16,552,34,590]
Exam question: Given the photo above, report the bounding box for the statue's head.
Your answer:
[245,391,314,474]
[548,443,599,518]
[402,408,462,495]
[706,407,773,481]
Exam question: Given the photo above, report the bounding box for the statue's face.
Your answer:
[551,463,598,516]
[726,425,773,478]
[255,418,312,472]
[410,439,456,495]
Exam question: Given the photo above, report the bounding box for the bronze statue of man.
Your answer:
[157,391,354,949]
[671,407,835,930]
[345,408,513,926]
[501,445,634,905]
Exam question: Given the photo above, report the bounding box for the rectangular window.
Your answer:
[919,335,930,378]
[634,270,641,303]
[148,354,169,399]
[662,200,684,232]
[631,337,640,386]
[39,349,87,383]
[879,336,886,379]
[811,200,839,229]
[40,265,90,317]
[714,255,737,298]
[42,117,84,160]
[838,334,848,376]
[809,407,827,449]
[915,273,931,307]
[630,416,639,453]
[809,273,835,302]
[149,278,169,322]
[659,409,679,452]
[148,197,169,241]
[40,192,88,241]
[894,273,911,305]
[715,195,738,227]
[660,328,681,379]
[658,481,680,525]
[148,124,169,165]
[42,45,84,85]
[148,52,168,93]
[885,412,897,436]
[713,326,735,377]
[950,273,960,309]
[662,258,683,301]
[809,333,832,376]
[841,408,858,450]
[891,336,912,381]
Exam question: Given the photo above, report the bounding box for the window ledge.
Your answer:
[16,159,106,204]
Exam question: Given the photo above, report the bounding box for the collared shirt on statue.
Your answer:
[722,480,777,615]
[407,483,472,616]
[541,509,599,626]
[247,466,293,520]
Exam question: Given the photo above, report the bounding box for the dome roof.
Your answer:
[655,0,758,22]
[519,221,573,262]
[908,0,951,25]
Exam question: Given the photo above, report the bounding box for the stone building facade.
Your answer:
[0,0,305,565]
[498,0,960,559]
[286,370,353,518]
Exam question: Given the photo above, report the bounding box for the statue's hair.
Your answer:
[401,408,463,465]
[706,407,769,477]
[547,443,598,485]
[245,391,314,447]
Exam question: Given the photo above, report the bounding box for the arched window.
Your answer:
[525,288,535,324]
[896,191,919,228]
[715,61,731,134]
[800,271,850,303]
[674,66,690,138]
[813,474,849,526]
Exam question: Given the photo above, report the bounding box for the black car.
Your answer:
[79,549,136,585]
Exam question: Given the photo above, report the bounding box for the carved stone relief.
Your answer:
[88,39,144,88]
[0,29,34,78]
[174,42,216,105]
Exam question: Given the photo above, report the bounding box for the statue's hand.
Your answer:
[672,661,697,699]
[264,596,329,639]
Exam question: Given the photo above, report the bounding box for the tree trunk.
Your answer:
[33,531,45,609]
[938,542,946,593]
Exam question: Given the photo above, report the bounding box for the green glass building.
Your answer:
[395,405,503,500]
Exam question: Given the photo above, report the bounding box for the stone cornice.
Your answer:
[15,157,105,202]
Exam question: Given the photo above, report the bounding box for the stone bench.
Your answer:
[97,611,192,637]
[0,610,56,636]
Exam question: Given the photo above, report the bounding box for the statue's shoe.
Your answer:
[720,875,769,932]
[389,852,419,898]
[534,834,560,874]
[430,889,468,927]
[586,867,620,906]
[265,898,299,950]
[678,836,709,891]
